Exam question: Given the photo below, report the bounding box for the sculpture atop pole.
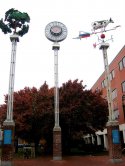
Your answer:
[98,35,122,163]
[0,8,30,166]
[0,8,30,122]
[45,21,67,160]
[74,18,122,163]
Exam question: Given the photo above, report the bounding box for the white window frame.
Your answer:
[112,89,117,100]
[119,56,125,70]
[113,109,119,120]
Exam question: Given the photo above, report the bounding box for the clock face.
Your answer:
[45,21,67,42]
[50,26,62,36]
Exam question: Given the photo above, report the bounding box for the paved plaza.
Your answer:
[13,155,125,166]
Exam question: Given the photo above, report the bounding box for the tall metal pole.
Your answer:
[6,34,19,122]
[1,34,19,166]
[53,43,60,128]
[52,42,62,160]
[99,42,114,121]
[78,18,122,163]
[99,41,122,163]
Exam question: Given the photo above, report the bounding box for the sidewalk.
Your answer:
[13,155,125,166]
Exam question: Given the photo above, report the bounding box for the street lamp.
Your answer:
[45,21,67,160]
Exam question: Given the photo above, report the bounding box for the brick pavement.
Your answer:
[13,155,125,166]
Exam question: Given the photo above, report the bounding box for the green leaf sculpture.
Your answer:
[0,8,30,36]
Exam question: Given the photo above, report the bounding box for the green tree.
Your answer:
[0,8,30,36]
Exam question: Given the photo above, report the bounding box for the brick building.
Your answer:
[84,45,125,150]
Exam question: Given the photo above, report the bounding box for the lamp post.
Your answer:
[45,21,67,160]
[99,35,122,163]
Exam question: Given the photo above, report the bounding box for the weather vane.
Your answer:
[73,18,122,162]
[73,18,120,47]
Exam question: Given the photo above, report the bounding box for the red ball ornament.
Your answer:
[100,33,105,39]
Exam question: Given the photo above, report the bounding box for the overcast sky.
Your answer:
[0,0,124,104]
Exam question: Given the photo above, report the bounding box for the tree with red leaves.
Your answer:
[59,79,108,153]
[0,80,108,155]
[13,82,53,154]
[0,82,54,154]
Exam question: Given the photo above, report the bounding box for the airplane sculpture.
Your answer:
[73,31,91,40]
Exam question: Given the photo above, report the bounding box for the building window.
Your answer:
[109,70,115,80]
[112,89,117,100]
[122,81,125,92]
[119,56,125,70]
[101,80,105,88]
[113,109,119,120]
[119,61,123,70]
[123,57,125,67]
[104,79,107,87]
[101,79,107,88]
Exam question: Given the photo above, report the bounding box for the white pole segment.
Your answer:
[6,34,19,122]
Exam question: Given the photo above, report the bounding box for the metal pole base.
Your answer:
[1,161,14,166]
[106,121,122,162]
[1,121,15,165]
[53,126,62,160]
[109,158,123,164]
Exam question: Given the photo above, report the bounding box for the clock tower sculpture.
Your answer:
[45,21,67,160]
